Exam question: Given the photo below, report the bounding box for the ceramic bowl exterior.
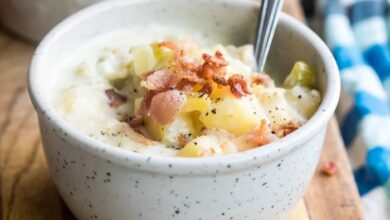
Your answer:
[28,1,340,219]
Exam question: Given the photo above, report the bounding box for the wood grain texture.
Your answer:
[0,0,364,219]
[303,118,365,220]
[0,31,62,220]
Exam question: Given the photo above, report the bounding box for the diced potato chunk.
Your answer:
[178,135,223,157]
[255,87,305,125]
[132,45,156,76]
[283,61,315,89]
[285,86,321,118]
[144,116,164,141]
[209,82,231,99]
[199,96,260,136]
[144,114,197,147]
[182,93,212,113]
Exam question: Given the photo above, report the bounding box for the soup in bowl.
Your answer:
[28,0,340,219]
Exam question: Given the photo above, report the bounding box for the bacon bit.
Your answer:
[321,161,337,176]
[105,89,127,107]
[149,90,187,125]
[128,115,144,128]
[199,83,212,95]
[203,51,229,67]
[272,121,301,138]
[177,54,203,73]
[252,119,271,145]
[141,69,204,93]
[141,70,173,91]
[234,119,274,152]
[228,74,252,98]
[138,91,156,117]
[251,73,273,87]
[200,51,229,79]
[158,41,178,53]
[128,91,156,128]
[212,75,228,86]
[159,40,202,73]
[177,134,191,147]
[172,70,205,84]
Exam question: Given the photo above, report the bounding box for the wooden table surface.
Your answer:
[0,1,364,219]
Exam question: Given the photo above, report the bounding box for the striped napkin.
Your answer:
[317,0,390,219]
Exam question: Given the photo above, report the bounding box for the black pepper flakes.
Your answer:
[211,108,217,114]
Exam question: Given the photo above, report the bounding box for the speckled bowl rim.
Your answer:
[28,0,340,175]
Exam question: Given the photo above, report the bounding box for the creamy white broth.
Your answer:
[47,25,230,157]
[48,24,320,157]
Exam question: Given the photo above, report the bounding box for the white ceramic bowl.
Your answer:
[28,0,340,219]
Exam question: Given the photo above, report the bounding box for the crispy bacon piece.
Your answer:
[234,119,274,152]
[138,91,156,117]
[177,53,203,73]
[176,80,194,93]
[177,134,192,147]
[251,73,273,87]
[212,75,228,86]
[128,115,144,128]
[200,51,229,79]
[228,74,252,98]
[159,40,202,73]
[321,161,337,176]
[203,51,229,67]
[141,70,173,91]
[149,90,187,125]
[272,121,300,138]
[105,89,127,107]
[141,70,204,91]
[172,70,205,84]
[158,41,179,54]
[199,83,212,95]
[141,70,204,92]
[128,91,156,128]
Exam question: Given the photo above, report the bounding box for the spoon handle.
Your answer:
[254,0,284,72]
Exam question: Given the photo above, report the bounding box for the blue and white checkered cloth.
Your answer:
[318,0,390,218]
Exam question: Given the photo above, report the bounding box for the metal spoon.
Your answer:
[253,0,284,72]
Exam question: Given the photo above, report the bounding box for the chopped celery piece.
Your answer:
[151,43,174,62]
[131,45,156,76]
[106,71,129,90]
[106,63,132,90]
[283,61,315,89]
